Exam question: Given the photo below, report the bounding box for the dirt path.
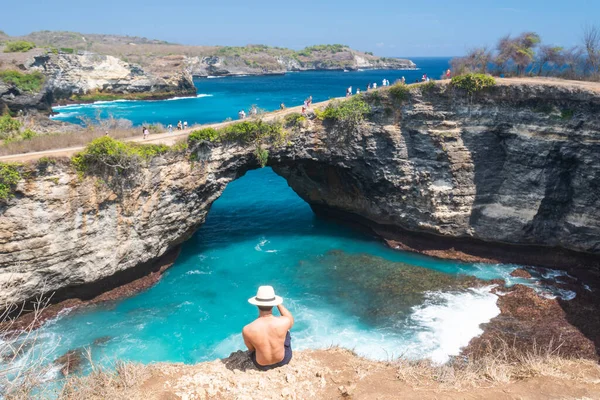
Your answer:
[2,77,599,164]
[0,102,322,163]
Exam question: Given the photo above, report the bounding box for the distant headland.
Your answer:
[0,30,416,114]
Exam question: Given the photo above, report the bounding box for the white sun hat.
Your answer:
[248,285,283,306]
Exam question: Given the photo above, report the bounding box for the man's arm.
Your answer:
[277,304,294,329]
[242,327,255,351]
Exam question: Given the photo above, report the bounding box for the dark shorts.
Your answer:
[250,331,293,371]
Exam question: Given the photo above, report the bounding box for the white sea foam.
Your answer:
[406,286,500,364]
[165,94,213,101]
[254,238,269,251]
[212,286,500,364]
[186,270,212,275]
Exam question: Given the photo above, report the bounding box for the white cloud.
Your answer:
[376,42,385,48]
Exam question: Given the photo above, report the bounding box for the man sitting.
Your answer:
[243,286,294,371]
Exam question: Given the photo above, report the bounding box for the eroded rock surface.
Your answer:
[1,80,599,305]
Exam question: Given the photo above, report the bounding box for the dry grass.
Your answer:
[0,289,58,400]
[57,358,150,400]
[395,338,600,391]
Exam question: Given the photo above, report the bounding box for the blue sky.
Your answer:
[2,0,598,56]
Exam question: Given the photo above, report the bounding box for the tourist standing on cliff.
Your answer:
[280,103,285,110]
[183,121,188,129]
[177,121,183,130]
[168,124,173,133]
[356,88,361,95]
[446,69,451,79]
[143,127,149,140]
[243,286,294,371]
[239,110,246,119]
[307,96,312,108]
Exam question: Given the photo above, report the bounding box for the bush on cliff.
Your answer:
[0,71,45,93]
[283,113,306,129]
[0,162,20,201]
[388,83,411,103]
[317,96,371,126]
[0,115,22,138]
[188,120,285,145]
[450,73,496,94]
[188,120,286,168]
[3,41,36,53]
[72,136,169,176]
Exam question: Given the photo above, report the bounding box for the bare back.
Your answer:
[243,305,294,366]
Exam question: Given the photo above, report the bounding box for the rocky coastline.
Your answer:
[1,79,600,385]
[2,78,600,305]
[0,32,416,115]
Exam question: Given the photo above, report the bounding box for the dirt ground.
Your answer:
[68,348,600,400]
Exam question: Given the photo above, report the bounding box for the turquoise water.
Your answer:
[51,58,452,126]
[23,167,571,377]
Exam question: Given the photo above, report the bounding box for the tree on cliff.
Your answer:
[450,47,492,75]
[495,32,541,76]
[583,24,600,77]
[535,45,565,76]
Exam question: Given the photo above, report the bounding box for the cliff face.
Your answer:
[1,79,599,306]
[0,52,196,113]
[186,53,416,77]
[30,53,196,104]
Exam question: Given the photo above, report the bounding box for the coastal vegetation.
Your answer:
[316,96,371,126]
[188,120,286,167]
[188,120,286,146]
[68,90,184,103]
[0,161,21,201]
[71,136,170,176]
[450,73,496,94]
[388,82,411,103]
[451,25,600,80]
[0,70,45,93]
[296,44,348,57]
[283,113,306,129]
[3,40,36,53]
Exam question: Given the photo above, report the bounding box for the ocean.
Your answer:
[51,58,453,126]
[10,58,575,378]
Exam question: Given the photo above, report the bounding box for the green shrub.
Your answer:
[254,146,269,167]
[0,71,45,93]
[188,128,219,143]
[450,73,496,94]
[283,113,306,128]
[317,96,371,124]
[72,136,169,176]
[3,41,36,53]
[388,83,411,103]
[21,129,37,140]
[420,81,437,92]
[296,44,348,57]
[0,162,21,201]
[60,47,74,54]
[0,114,22,135]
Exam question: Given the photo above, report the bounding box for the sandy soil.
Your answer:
[73,348,600,400]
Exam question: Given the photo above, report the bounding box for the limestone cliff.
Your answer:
[1,79,599,306]
[0,51,196,113]
[186,52,415,77]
